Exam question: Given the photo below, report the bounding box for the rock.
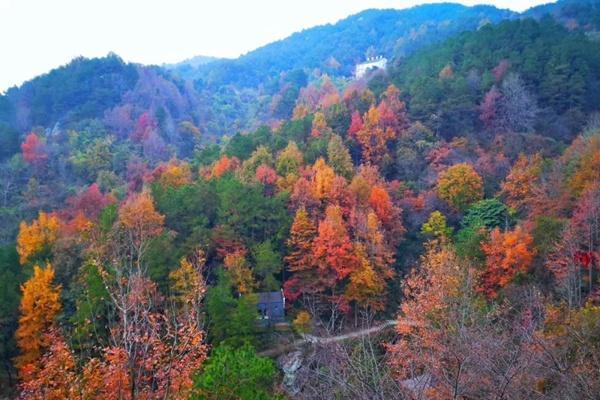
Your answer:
[278,350,303,395]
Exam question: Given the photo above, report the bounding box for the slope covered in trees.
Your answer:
[1,1,600,399]
[387,17,600,139]
[190,4,516,88]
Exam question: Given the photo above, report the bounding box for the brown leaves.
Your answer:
[500,153,542,212]
[351,85,407,166]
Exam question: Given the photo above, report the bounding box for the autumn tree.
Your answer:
[92,269,207,399]
[368,185,394,227]
[66,183,113,221]
[345,243,386,310]
[492,59,510,82]
[311,205,358,310]
[439,64,454,80]
[311,111,331,138]
[389,243,479,397]
[421,211,453,240]
[311,158,336,201]
[153,159,192,188]
[536,302,600,398]
[18,330,78,400]
[284,207,317,301]
[239,146,274,183]
[378,85,408,134]
[15,264,61,374]
[169,249,207,316]
[348,111,364,138]
[292,310,312,334]
[480,226,535,298]
[567,135,600,196]
[479,86,502,129]
[130,112,157,142]
[388,243,538,399]
[500,153,542,212]
[354,106,395,166]
[207,155,240,179]
[437,163,484,211]
[276,141,303,176]
[21,133,48,167]
[90,188,208,399]
[16,212,60,265]
[346,212,395,310]
[547,184,600,307]
[117,190,165,269]
[327,134,353,179]
[495,74,538,133]
[255,164,278,189]
[352,85,407,167]
[224,250,256,295]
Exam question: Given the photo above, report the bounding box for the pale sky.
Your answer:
[0,0,553,92]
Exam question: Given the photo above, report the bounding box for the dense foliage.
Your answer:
[1,1,600,399]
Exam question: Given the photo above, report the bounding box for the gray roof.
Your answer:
[257,291,284,304]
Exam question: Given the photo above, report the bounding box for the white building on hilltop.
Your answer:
[354,56,387,79]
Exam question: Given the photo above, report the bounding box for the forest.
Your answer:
[0,1,600,399]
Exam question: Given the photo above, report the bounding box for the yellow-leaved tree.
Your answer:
[16,212,60,265]
[15,263,62,375]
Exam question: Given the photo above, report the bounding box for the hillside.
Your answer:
[2,4,600,397]
[163,55,222,80]
[189,4,517,88]
[386,17,600,139]
[524,0,600,29]
[3,1,598,140]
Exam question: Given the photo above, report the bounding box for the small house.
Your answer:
[354,56,388,79]
[257,290,285,325]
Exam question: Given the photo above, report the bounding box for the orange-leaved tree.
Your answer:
[345,242,386,310]
[312,158,336,202]
[500,153,542,212]
[117,190,164,268]
[15,263,61,375]
[312,205,358,310]
[283,207,318,301]
[388,241,482,397]
[18,329,78,400]
[480,226,535,298]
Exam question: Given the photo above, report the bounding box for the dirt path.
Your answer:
[258,320,397,358]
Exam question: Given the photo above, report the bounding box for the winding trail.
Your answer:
[258,320,397,358]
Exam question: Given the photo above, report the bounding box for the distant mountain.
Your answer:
[164,55,221,69]
[0,55,139,130]
[0,55,216,160]
[163,55,222,80]
[188,3,517,88]
[524,0,600,30]
[2,0,598,143]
